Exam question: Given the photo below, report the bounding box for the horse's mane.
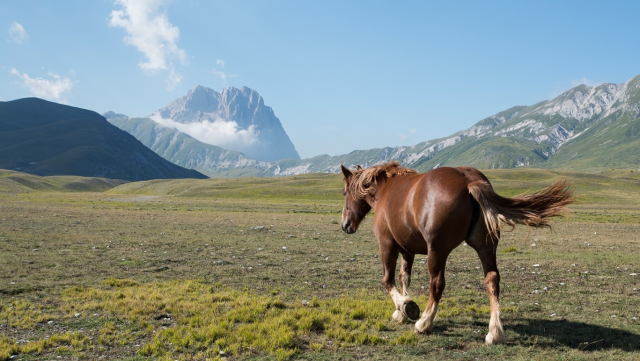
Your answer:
[348,161,417,199]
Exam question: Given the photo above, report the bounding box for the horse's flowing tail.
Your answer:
[468,180,575,240]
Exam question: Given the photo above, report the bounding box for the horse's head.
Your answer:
[340,164,371,234]
[340,162,417,234]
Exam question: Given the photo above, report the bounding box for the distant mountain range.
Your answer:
[108,75,640,176]
[0,98,207,181]
[3,75,638,181]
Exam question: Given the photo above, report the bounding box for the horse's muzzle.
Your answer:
[342,220,356,234]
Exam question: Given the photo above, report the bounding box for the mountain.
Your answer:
[0,98,207,181]
[102,111,128,120]
[108,116,270,177]
[401,76,640,171]
[269,75,640,173]
[112,75,640,177]
[152,86,300,162]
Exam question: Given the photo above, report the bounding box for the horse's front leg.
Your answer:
[380,243,420,323]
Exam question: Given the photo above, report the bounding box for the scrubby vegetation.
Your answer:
[0,169,638,359]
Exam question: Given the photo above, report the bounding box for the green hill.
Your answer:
[0,169,127,193]
[0,98,207,181]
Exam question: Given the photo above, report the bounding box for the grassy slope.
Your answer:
[0,98,206,181]
[107,167,640,215]
[0,168,638,360]
[0,169,128,193]
[545,112,640,170]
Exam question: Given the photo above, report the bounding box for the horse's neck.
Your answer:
[370,174,413,209]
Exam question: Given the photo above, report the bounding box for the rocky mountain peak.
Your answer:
[152,85,300,162]
[532,80,630,121]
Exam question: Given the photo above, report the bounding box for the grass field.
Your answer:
[0,168,639,360]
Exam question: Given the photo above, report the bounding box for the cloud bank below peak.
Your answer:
[149,113,260,151]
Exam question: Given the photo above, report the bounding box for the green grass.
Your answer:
[0,169,128,193]
[0,169,639,359]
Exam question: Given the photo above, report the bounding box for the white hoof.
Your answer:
[414,318,431,334]
[485,330,506,345]
[392,309,408,323]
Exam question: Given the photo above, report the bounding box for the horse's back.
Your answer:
[418,166,486,194]
[453,166,491,185]
[376,167,479,254]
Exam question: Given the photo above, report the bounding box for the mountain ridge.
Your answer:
[110,75,640,176]
[0,98,207,181]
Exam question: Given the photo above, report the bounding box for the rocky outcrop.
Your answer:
[152,86,300,162]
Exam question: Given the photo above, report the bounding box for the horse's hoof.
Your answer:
[392,309,408,323]
[485,331,505,345]
[402,300,420,320]
[414,318,430,334]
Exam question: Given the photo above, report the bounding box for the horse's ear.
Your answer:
[340,164,352,179]
[357,165,362,170]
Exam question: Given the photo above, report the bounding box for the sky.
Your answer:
[2,1,640,159]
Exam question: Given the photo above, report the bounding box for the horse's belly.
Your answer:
[396,232,429,255]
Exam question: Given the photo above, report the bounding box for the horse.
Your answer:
[340,161,574,344]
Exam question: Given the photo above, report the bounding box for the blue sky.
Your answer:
[2,1,639,159]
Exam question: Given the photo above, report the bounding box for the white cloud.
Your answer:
[109,0,186,88]
[150,113,260,150]
[212,68,236,84]
[398,129,417,143]
[571,77,602,88]
[551,78,604,98]
[8,22,28,44]
[165,68,182,91]
[212,59,236,84]
[10,68,75,103]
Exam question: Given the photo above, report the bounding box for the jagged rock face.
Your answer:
[535,83,629,120]
[152,86,300,162]
[484,79,634,157]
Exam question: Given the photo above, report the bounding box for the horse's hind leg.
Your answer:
[467,229,506,344]
[415,250,448,333]
[399,252,415,296]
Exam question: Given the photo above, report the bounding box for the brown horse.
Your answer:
[340,162,574,344]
